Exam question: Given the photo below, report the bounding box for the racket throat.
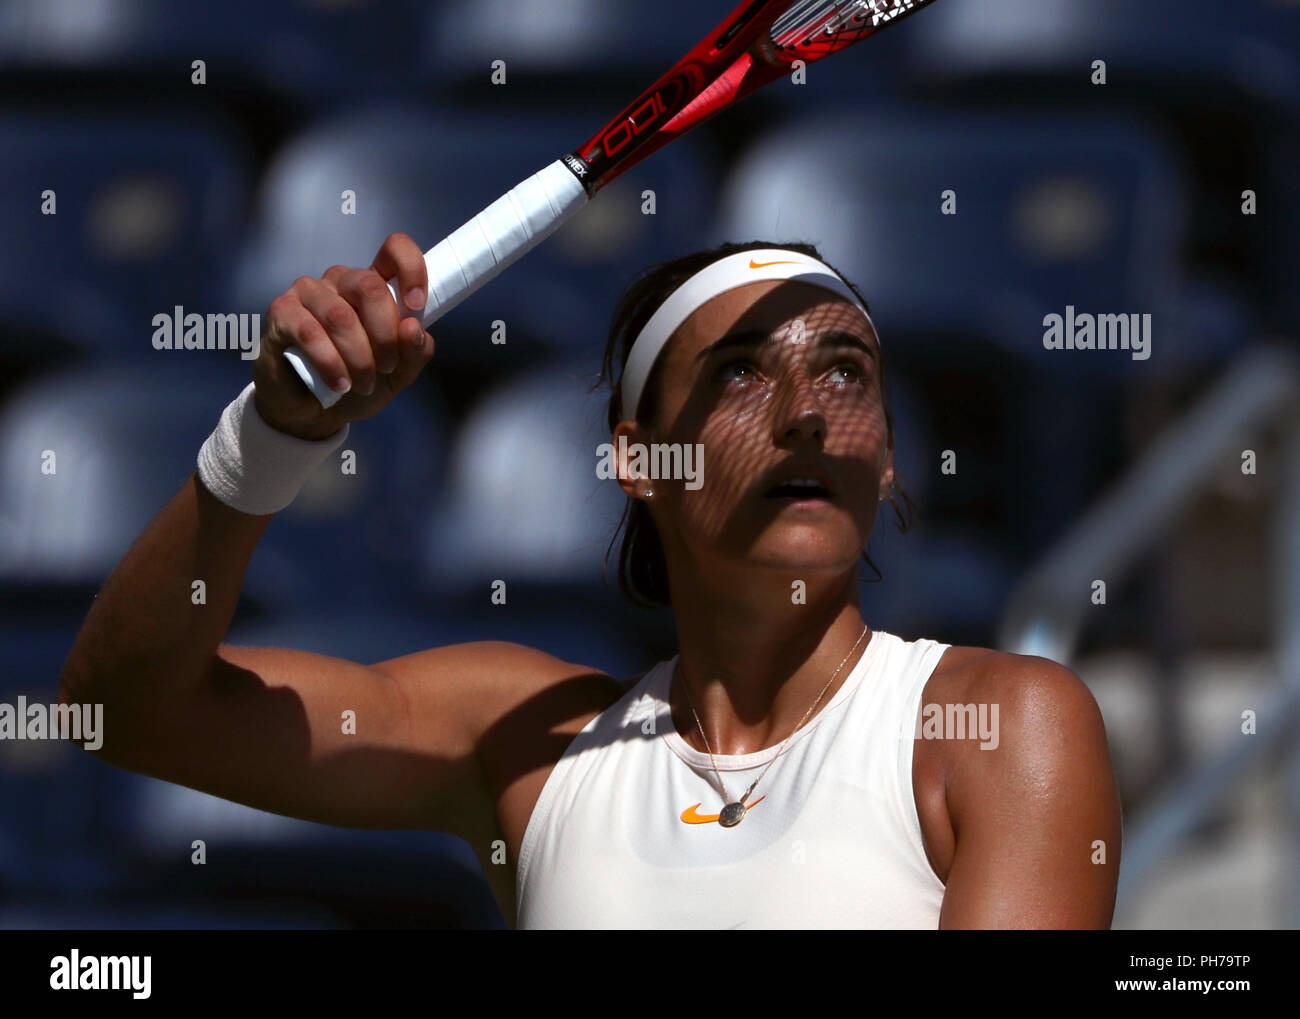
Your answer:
[664,52,763,136]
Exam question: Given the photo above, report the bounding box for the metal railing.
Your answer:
[996,342,1300,924]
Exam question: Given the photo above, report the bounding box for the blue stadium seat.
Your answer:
[230,106,717,370]
[0,362,257,586]
[419,0,738,88]
[3,741,504,925]
[254,377,450,609]
[0,362,447,611]
[908,0,1300,108]
[415,359,679,661]
[862,517,1018,645]
[423,361,625,592]
[865,367,1018,642]
[5,728,501,925]
[0,0,426,106]
[0,111,251,358]
[713,109,1199,373]
[897,1,1287,338]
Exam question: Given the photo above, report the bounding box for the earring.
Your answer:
[644,486,655,499]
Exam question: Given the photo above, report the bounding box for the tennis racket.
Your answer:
[284,0,942,407]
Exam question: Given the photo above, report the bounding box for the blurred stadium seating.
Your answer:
[0,110,252,358]
[0,0,429,105]
[418,358,677,663]
[714,109,1235,368]
[909,0,1300,105]
[0,361,447,612]
[421,0,743,91]
[0,0,1294,929]
[425,361,625,590]
[905,0,1300,333]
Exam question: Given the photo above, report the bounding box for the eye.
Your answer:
[827,361,865,385]
[715,358,759,384]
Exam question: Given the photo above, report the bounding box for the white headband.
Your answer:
[620,248,876,417]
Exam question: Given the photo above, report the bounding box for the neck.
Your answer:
[666,567,871,757]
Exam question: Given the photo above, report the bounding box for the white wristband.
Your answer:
[197,382,350,515]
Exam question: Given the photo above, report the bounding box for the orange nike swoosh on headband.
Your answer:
[748,259,803,269]
[680,796,766,824]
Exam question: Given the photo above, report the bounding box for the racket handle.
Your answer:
[283,158,589,408]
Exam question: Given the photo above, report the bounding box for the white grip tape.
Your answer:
[284,158,589,409]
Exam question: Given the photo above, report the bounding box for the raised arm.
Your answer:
[55,233,601,840]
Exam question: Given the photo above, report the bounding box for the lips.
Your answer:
[760,462,837,501]
[764,479,833,500]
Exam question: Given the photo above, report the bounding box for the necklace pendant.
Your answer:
[718,802,747,827]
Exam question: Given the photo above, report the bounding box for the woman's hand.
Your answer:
[252,232,436,439]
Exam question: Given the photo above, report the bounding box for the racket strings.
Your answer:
[770,0,895,53]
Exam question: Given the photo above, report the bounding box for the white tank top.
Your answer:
[516,628,950,928]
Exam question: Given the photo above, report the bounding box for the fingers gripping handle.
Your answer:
[282,158,589,409]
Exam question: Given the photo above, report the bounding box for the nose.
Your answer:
[770,370,826,445]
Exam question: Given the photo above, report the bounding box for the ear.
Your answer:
[880,434,895,496]
[612,419,655,501]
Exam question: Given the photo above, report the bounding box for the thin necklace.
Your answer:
[675,623,870,828]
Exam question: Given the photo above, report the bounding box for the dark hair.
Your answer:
[594,239,916,609]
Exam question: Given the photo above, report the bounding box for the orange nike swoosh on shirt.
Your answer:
[748,259,802,269]
[680,796,766,824]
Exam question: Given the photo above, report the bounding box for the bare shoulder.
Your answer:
[922,646,1121,927]
[925,644,1104,730]
[924,644,1114,820]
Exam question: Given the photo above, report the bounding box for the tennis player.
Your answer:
[59,232,1122,929]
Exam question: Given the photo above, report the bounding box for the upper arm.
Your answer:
[92,638,589,837]
[937,654,1123,929]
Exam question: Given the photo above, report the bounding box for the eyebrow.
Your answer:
[695,327,879,363]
